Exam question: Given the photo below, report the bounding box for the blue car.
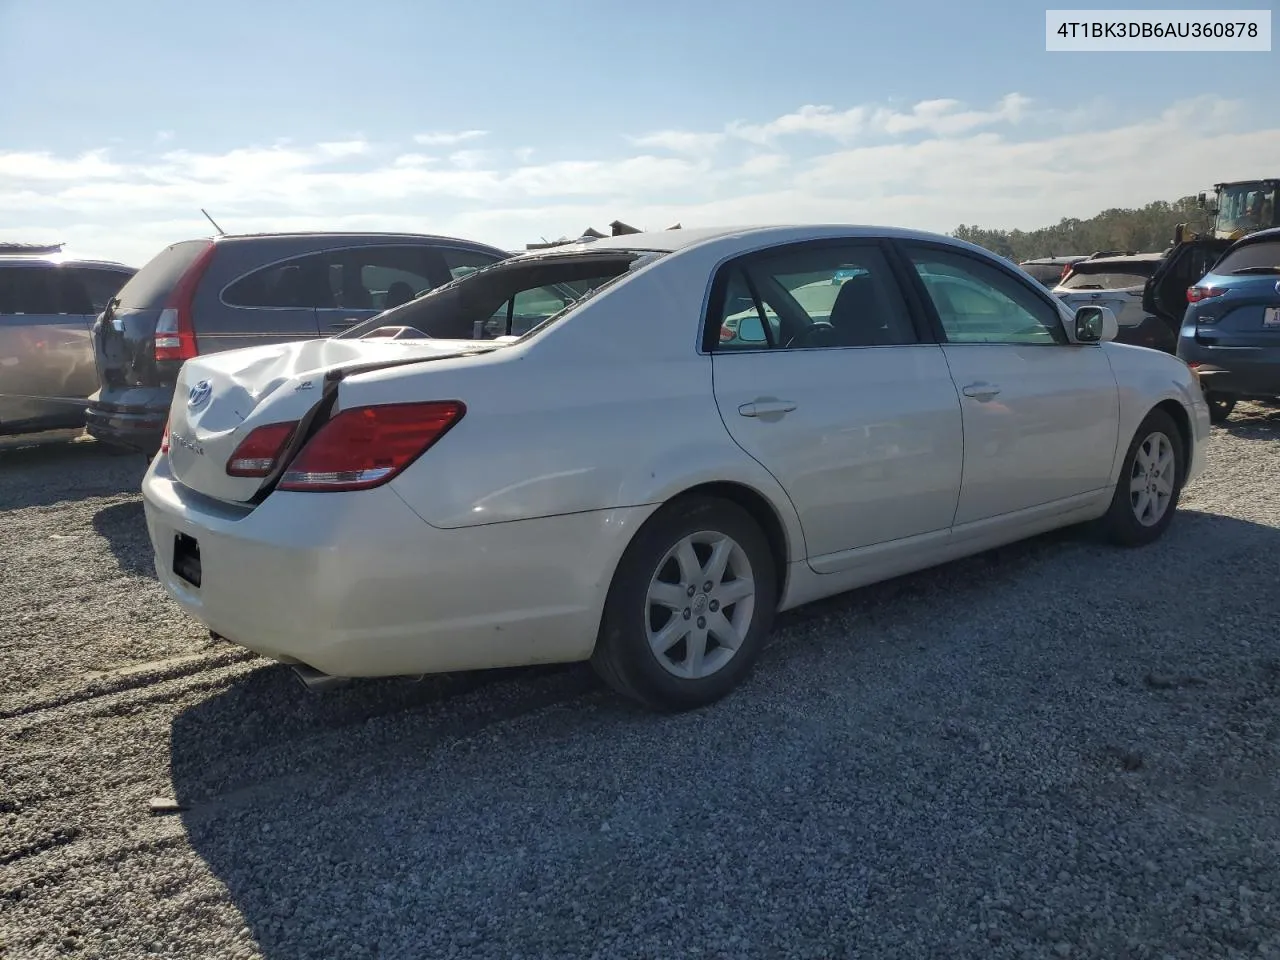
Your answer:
[1175,227,1280,423]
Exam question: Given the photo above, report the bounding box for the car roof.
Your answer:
[507,224,985,261]
[212,231,506,249]
[0,253,135,270]
[1070,252,1165,268]
[1223,226,1280,251]
[1021,255,1088,265]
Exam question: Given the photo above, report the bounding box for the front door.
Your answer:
[708,240,964,567]
[896,241,1119,527]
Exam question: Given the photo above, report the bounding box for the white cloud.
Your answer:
[728,105,869,145]
[2,94,1276,267]
[627,130,725,155]
[412,130,488,146]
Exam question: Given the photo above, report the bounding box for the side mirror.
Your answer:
[736,315,768,343]
[1074,305,1118,343]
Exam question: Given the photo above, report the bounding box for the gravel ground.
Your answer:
[2,409,1279,960]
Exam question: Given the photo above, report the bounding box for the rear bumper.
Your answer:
[141,456,655,678]
[1176,345,1280,399]
[85,387,173,454]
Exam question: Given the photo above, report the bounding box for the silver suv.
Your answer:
[1052,252,1174,351]
[0,243,135,435]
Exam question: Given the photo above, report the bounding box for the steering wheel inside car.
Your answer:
[786,321,837,349]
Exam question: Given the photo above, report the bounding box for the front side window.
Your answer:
[713,243,916,351]
[442,247,505,281]
[904,246,1065,345]
[326,246,439,311]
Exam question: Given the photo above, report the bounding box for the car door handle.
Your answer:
[738,399,797,418]
[961,382,1001,401]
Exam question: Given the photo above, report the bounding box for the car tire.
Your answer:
[1205,392,1236,425]
[591,496,777,711]
[1096,408,1185,548]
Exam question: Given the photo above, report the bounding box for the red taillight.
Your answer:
[160,419,171,454]
[1060,264,1074,282]
[1187,285,1228,304]
[719,324,735,342]
[278,401,465,492]
[225,421,299,477]
[155,242,216,362]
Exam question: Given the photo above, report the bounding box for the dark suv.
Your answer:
[86,232,511,454]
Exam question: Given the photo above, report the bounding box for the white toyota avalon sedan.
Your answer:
[141,225,1210,710]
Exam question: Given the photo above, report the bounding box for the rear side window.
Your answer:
[224,245,447,312]
[1213,239,1280,276]
[1058,264,1156,290]
[0,266,56,314]
[224,252,333,308]
[115,240,212,310]
[67,267,132,312]
[713,243,915,350]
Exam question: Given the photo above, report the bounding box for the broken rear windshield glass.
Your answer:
[338,251,649,341]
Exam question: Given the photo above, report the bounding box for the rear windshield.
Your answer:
[114,240,211,310]
[1058,262,1157,290]
[1213,239,1280,276]
[1021,264,1065,285]
[338,251,649,341]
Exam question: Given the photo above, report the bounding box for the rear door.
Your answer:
[896,241,1119,527]
[0,264,96,429]
[1144,239,1232,328]
[215,249,329,350]
[708,239,963,571]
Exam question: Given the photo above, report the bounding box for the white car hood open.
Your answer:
[163,337,492,503]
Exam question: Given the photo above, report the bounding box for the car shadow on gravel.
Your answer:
[165,510,1280,960]
[0,439,147,511]
[91,501,156,577]
[1222,401,1280,440]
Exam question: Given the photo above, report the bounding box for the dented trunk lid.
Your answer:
[163,337,493,503]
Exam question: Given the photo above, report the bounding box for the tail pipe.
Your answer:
[290,663,351,692]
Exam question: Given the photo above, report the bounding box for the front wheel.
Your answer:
[591,496,778,711]
[1095,409,1185,547]
[1205,392,1236,425]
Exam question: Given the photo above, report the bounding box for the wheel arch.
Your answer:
[1152,398,1193,483]
[662,481,792,602]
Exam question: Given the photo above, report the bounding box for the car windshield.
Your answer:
[336,250,652,341]
[1213,238,1280,275]
[1216,183,1280,237]
[1057,263,1157,291]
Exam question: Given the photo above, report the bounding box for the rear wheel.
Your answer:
[1205,392,1236,424]
[591,496,777,711]
[1096,409,1185,547]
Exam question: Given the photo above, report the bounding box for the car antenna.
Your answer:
[200,208,227,236]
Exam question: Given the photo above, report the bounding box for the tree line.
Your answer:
[951,196,1209,261]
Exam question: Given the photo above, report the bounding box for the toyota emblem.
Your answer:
[187,380,213,408]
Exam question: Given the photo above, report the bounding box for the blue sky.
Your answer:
[1,0,1276,263]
